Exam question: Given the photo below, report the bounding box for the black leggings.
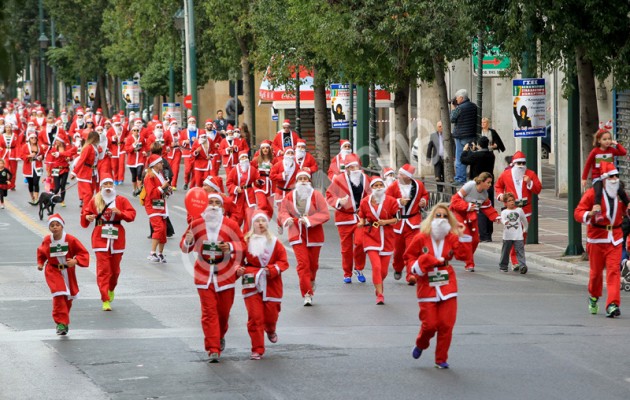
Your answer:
[27,172,40,193]
[53,172,69,201]
[129,165,144,183]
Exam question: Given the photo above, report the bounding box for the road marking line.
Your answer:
[4,200,49,237]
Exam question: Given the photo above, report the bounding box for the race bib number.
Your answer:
[152,199,165,210]
[242,273,256,289]
[52,168,60,177]
[101,225,119,240]
[202,241,223,259]
[50,243,69,257]
[428,269,449,287]
[260,162,271,172]
[340,164,346,172]
[35,167,43,176]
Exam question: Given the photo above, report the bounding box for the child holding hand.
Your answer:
[499,192,528,274]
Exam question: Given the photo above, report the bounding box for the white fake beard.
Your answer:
[155,129,163,138]
[188,124,197,131]
[76,118,84,125]
[202,207,223,229]
[101,188,116,204]
[431,218,451,241]
[248,234,270,258]
[340,149,351,159]
[283,157,294,170]
[399,183,412,198]
[605,179,620,198]
[349,170,362,187]
[296,182,313,200]
[385,176,396,187]
[372,188,385,204]
[240,160,250,171]
[512,166,526,181]
[170,126,178,134]
[296,149,306,159]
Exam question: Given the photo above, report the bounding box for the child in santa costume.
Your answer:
[236,212,289,360]
[406,204,471,369]
[180,194,245,363]
[81,176,137,311]
[358,178,400,304]
[278,169,330,306]
[144,154,172,263]
[36,214,90,335]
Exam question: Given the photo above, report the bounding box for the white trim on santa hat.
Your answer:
[296,170,311,180]
[208,193,224,204]
[203,177,221,192]
[370,178,385,187]
[251,211,270,223]
[149,156,163,167]
[259,142,271,148]
[48,214,65,227]
[399,166,414,178]
[100,177,114,186]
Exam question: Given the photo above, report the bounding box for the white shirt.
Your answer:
[501,207,528,241]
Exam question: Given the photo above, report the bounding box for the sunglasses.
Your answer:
[435,213,448,219]
[515,162,526,166]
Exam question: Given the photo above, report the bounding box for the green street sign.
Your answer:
[472,38,510,77]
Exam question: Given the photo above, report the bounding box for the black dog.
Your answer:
[37,192,63,220]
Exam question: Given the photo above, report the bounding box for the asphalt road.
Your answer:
[0,171,629,400]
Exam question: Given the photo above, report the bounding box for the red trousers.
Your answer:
[244,294,281,355]
[337,224,366,277]
[95,251,123,302]
[393,226,418,281]
[197,287,235,355]
[586,243,622,307]
[149,216,167,244]
[111,155,126,182]
[77,180,97,206]
[168,151,182,188]
[367,251,390,285]
[6,159,17,189]
[52,296,73,325]
[193,169,210,188]
[416,298,457,364]
[210,158,221,177]
[183,157,195,186]
[461,220,479,268]
[293,243,321,296]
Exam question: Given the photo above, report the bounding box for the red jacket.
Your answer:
[146,133,172,159]
[124,133,147,167]
[178,128,200,157]
[106,127,127,158]
[251,158,275,195]
[218,137,245,168]
[450,190,499,226]
[386,179,429,233]
[143,169,169,218]
[49,146,78,176]
[325,172,371,225]
[240,238,289,302]
[20,143,47,177]
[574,187,625,246]
[582,144,627,181]
[278,189,330,246]
[36,232,90,299]
[269,159,299,202]
[494,168,542,217]
[327,153,346,181]
[295,152,319,173]
[180,216,244,291]
[227,165,261,208]
[358,195,400,254]
[81,195,137,253]
[405,232,470,302]
[191,141,215,171]
[71,144,98,182]
[272,130,300,156]
[0,131,21,160]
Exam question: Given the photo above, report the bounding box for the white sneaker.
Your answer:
[147,254,160,262]
[304,294,313,306]
[158,254,167,263]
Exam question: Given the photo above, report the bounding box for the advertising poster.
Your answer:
[330,84,357,129]
[161,103,182,126]
[22,81,33,103]
[122,80,140,109]
[87,81,97,107]
[71,85,82,106]
[512,78,546,138]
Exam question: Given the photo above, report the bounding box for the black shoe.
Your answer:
[183,184,189,191]
[499,266,508,272]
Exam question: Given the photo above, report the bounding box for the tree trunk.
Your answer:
[153,96,161,119]
[575,47,598,167]
[393,85,410,168]
[241,56,253,136]
[96,74,108,118]
[433,54,455,183]
[313,69,330,174]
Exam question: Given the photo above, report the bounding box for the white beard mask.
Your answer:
[226,135,234,141]
[199,137,207,144]
[605,179,620,198]
[240,160,250,171]
[349,170,362,187]
[248,234,269,258]
[283,156,295,169]
[188,124,197,131]
[431,218,451,241]
[61,115,68,123]
[296,149,306,159]
[101,187,116,203]
[385,176,396,187]
[76,118,84,125]
[341,148,351,158]
[202,206,223,229]
[170,126,178,134]
[234,132,241,138]
[155,129,163,138]
[296,182,313,199]
[372,188,385,203]
[399,183,412,199]
[512,165,526,181]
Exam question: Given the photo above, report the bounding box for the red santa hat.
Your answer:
[27,132,37,140]
[118,110,125,115]
[370,178,384,187]
[85,117,93,123]
[187,116,196,123]
[340,139,351,149]
[226,124,234,132]
[100,174,114,186]
[282,119,291,127]
[283,147,295,155]
[36,107,44,114]
[134,118,143,125]
[148,154,163,167]
[76,108,84,116]
[296,169,312,180]
[398,164,416,178]
[203,176,222,192]
[259,140,272,148]
[112,116,121,124]
[296,139,307,148]
[512,151,526,163]
[600,161,619,178]
[382,167,395,177]
[207,193,224,204]
[152,115,159,121]
[344,154,361,168]
[238,151,249,160]
[95,126,104,132]
[169,118,178,126]
[205,119,214,125]
[251,211,270,224]
[96,108,103,115]
[0,116,4,121]
[48,213,65,227]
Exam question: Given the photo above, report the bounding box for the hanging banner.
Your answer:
[71,85,82,107]
[122,80,140,109]
[512,78,546,138]
[330,84,357,129]
[162,103,182,126]
[22,81,33,103]
[87,81,97,108]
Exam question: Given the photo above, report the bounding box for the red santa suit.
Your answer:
[251,145,275,217]
[327,140,352,180]
[49,142,77,202]
[81,185,137,303]
[179,125,200,187]
[191,136,215,188]
[21,140,47,181]
[107,122,127,183]
[227,157,262,229]
[240,232,289,356]
[166,127,184,188]
[218,135,243,177]
[325,158,370,279]
[386,167,429,283]
[358,192,400,285]
[270,154,298,204]
[574,162,623,314]
[272,124,300,157]
[278,179,330,297]
[71,143,99,206]
[494,151,542,264]
[124,132,147,185]
[405,230,471,366]
[180,213,244,356]
[36,221,90,327]
[0,130,20,189]
[204,127,223,176]
[144,161,169,244]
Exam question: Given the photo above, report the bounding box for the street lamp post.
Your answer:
[186,0,198,120]
[39,33,49,105]
[173,9,186,96]
[50,19,58,115]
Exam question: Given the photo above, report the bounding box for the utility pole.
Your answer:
[186,0,198,120]
[565,74,584,255]
[38,0,48,106]
[51,18,58,115]
[356,85,369,168]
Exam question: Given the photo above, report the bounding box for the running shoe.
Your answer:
[343,277,352,284]
[147,254,160,263]
[267,332,278,343]
[354,270,366,283]
[435,362,450,369]
[588,296,599,315]
[606,303,621,318]
[412,347,423,359]
[208,353,219,363]
[304,294,313,306]
[102,301,112,311]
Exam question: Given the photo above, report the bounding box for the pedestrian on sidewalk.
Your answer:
[498,192,528,274]
[0,159,13,208]
[449,89,478,185]
[237,212,289,360]
[180,194,244,363]
[36,214,90,335]
[81,175,137,311]
[426,121,445,192]
[407,203,471,369]
[574,161,624,318]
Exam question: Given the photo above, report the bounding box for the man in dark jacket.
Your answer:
[461,136,496,242]
[450,89,478,185]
